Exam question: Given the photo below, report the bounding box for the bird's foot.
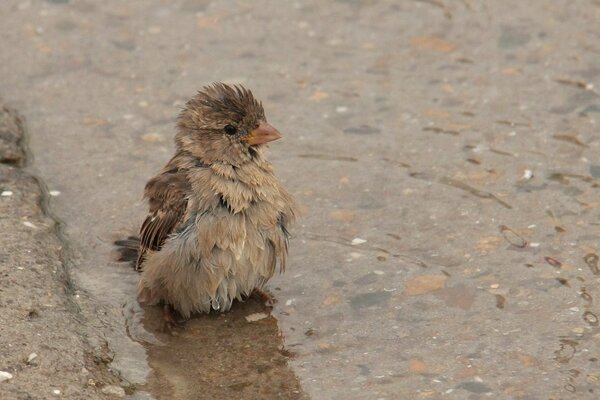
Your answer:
[252,288,275,308]
[162,304,185,334]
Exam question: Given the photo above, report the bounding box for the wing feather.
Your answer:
[137,167,191,270]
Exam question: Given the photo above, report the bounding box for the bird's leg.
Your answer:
[162,304,184,333]
[252,288,275,308]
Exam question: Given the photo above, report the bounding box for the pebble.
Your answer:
[49,190,61,196]
[101,385,126,397]
[336,106,349,113]
[522,169,533,180]
[53,389,61,395]
[1,190,13,196]
[0,371,13,382]
[23,221,37,228]
[27,352,38,364]
[572,327,585,336]
[351,238,367,245]
[245,312,268,322]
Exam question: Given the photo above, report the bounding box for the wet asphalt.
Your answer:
[1,1,600,399]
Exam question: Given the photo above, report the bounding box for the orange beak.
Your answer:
[245,122,282,145]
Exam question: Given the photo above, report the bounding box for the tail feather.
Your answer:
[114,236,140,270]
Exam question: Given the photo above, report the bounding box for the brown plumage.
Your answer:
[116,83,297,318]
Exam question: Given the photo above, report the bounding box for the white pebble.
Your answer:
[373,270,385,275]
[101,385,126,397]
[285,299,294,306]
[529,242,540,248]
[336,106,349,113]
[49,190,61,196]
[351,238,367,245]
[23,221,36,229]
[27,353,37,363]
[1,190,13,196]
[0,371,13,382]
[522,169,533,180]
[53,389,61,395]
[245,312,268,322]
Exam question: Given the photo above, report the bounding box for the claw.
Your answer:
[162,304,184,333]
[252,288,275,308]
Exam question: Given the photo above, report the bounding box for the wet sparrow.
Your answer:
[116,83,297,323]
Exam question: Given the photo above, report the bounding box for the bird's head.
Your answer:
[175,83,281,165]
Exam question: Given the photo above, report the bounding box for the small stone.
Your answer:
[101,385,125,397]
[53,389,61,395]
[245,312,268,322]
[351,238,367,245]
[572,327,585,335]
[373,270,385,275]
[1,190,13,196]
[23,221,36,228]
[138,100,148,108]
[0,371,13,382]
[27,352,38,364]
[336,106,348,113]
[49,190,61,196]
[521,169,533,180]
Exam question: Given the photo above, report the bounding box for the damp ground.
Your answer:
[2,1,600,399]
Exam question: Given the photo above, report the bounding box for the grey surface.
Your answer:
[0,105,114,400]
[1,0,600,398]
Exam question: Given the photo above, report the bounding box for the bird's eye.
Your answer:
[224,124,237,135]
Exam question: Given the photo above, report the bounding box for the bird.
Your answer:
[115,83,298,325]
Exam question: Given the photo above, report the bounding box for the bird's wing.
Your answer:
[137,168,190,270]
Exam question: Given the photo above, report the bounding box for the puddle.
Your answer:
[135,299,305,399]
